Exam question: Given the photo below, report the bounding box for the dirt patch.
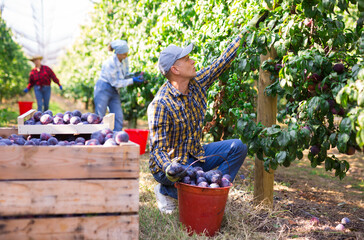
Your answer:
[240,148,364,239]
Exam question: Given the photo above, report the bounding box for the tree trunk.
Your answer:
[253,47,277,208]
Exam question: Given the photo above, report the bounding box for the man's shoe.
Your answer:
[154,184,177,214]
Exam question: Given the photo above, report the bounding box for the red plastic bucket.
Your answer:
[175,182,232,236]
[18,101,33,115]
[124,129,149,155]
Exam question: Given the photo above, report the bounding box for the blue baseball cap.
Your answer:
[158,43,194,75]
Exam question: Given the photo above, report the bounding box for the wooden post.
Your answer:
[253,47,277,207]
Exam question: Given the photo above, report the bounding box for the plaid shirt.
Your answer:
[147,34,242,174]
[27,65,61,90]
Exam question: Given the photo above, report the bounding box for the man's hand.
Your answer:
[165,162,187,182]
[244,10,269,30]
[23,88,29,93]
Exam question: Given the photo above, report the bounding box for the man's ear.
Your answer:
[170,65,179,75]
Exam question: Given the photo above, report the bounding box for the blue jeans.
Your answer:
[153,139,248,199]
[34,85,51,112]
[94,80,123,131]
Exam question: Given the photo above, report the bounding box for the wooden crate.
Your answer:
[17,110,115,135]
[0,131,140,240]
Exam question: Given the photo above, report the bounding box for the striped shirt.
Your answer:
[147,34,242,174]
[99,54,134,89]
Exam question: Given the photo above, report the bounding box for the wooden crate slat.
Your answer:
[0,179,139,216]
[0,128,18,138]
[0,214,139,240]
[0,145,139,180]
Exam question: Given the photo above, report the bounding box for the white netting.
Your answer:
[1,0,95,66]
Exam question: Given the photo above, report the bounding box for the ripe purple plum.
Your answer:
[53,116,64,125]
[47,137,59,145]
[211,174,222,185]
[335,223,345,231]
[221,178,231,187]
[181,176,191,184]
[81,112,90,121]
[43,110,53,116]
[186,168,197,179]
[210,183,220,188]
[196,170,205,179]
[55,112,64,118]
[33,111,42,121]
[40,133,52,141]
[105,133,113,141]
[30,138,41,145]
[75,137,86,144]
[222,174,232,182]
[310,145,320,155]
[72,110,82,118]
[197,182,209,188]
[103,138,117,146]
[39,140,48,146]
[0,139,12,145]
[341,217,350,225]
[70,116,81,125]
[101,128,113,136]
[14,138,26,145]
[87,113,101,124]
[91,130,105,144]
[40,114,53,124]
[333,63,345,74]
[57,141,67,146]
[25,119,35,125]
[0,142,7,146]
[327,99,336,108]
[24,140,35,145]
[85,139,100,145]
[8,134,19,141]
[196,177,207,185]
[63,112,72,124]
[194,166,203,171]
[113,131,129,144]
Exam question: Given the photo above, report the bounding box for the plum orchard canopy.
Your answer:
[0,0,96,67]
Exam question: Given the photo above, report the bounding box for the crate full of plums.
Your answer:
[17,109,115,135]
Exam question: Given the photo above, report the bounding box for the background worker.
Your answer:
[23,56,62,112]
[94,39,144,131]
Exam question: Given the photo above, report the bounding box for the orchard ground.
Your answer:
[1,94,363,239]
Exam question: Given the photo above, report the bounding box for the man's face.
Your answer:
[173,55,196,79]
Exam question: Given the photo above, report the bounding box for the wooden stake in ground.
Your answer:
[254,47,277,208]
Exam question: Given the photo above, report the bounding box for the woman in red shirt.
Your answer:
[23,56,63,112]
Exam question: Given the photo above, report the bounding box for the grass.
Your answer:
[139,155,290,240]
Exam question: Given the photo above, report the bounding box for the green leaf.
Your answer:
[329,133,337,148]
[277,131,290,147]
[339,118,352,133]
[276,151,287,164]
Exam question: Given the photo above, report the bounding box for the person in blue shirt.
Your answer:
[94,40,144,131]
